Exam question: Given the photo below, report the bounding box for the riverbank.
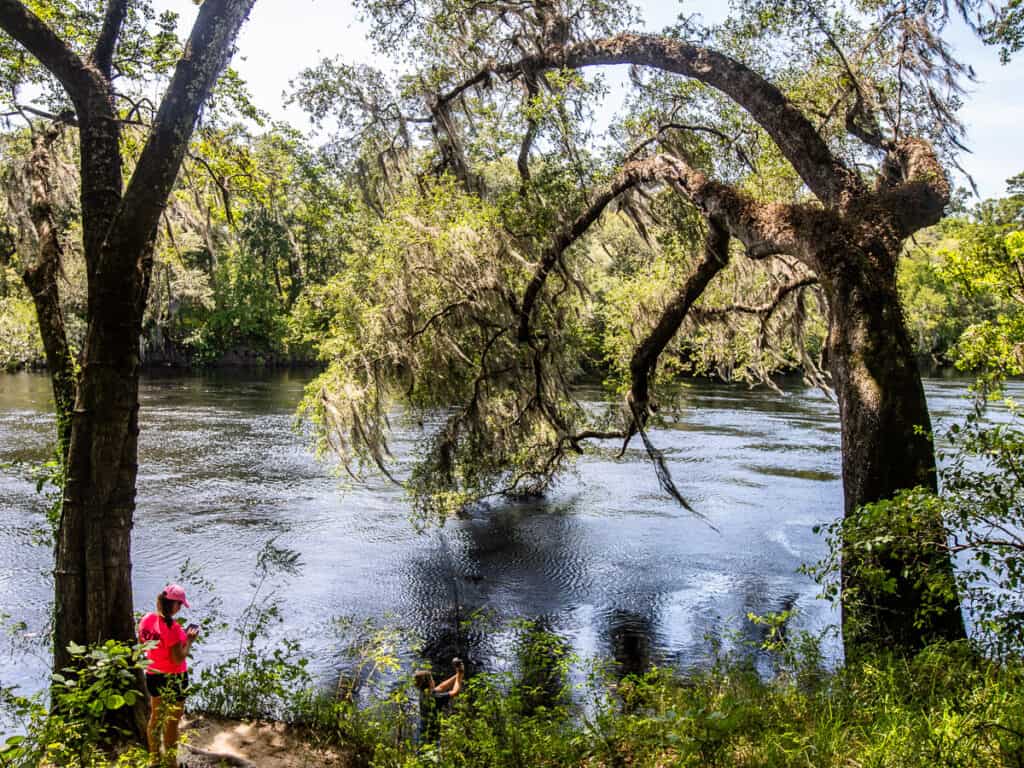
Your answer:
[180,715,351,768]
[136,641,1023,768]
[5,631,1022,767]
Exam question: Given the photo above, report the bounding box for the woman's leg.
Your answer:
[162,699,184,764]
[146,695,162,760]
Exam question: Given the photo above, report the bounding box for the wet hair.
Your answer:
[413,670,434,692]
[156,592,180,628]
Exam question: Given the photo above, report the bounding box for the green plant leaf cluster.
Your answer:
[0,638,150,768]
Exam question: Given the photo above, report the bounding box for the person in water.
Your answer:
[414,657,464,745]
[138,584,200,767]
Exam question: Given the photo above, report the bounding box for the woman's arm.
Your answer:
[434,669,464,696]
[434,673,458,692]
[169,638,191,665]
[169,625,199,664]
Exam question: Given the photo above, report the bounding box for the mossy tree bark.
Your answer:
[4,125,77,460]
[814,185,966,651]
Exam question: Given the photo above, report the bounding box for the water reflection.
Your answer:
[605,609,660,677]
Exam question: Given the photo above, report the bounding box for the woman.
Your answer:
[138,584,199,766]
[414,657,464,745]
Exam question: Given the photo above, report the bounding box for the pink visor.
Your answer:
[162,583,190,608]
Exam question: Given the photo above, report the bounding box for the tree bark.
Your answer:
[6,128,77,459]
[20,235,76,460]
[822,244,966,654]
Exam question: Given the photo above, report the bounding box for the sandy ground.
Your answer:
[178,715,351,768]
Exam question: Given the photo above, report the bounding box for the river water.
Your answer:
[0,370,997,697]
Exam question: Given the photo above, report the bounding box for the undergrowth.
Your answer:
[287,633,1024,768]
[2,617,1023,767]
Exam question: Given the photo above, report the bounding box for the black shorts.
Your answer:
[145,672,189,700]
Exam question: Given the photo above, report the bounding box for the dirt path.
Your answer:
[179,715,350,768]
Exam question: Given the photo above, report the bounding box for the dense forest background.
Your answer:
[2,115,1021,380]
[0,2,1020,384]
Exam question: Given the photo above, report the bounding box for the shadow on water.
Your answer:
[399,499,590,674]
[605,609,661,677]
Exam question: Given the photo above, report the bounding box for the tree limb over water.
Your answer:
[297,0,1024,651]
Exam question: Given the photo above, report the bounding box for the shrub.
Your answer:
[808,411,1024,658]
[1,640,150,768]
[189,540,311,720]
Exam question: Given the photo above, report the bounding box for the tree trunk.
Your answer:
[13,129,77,460]
[824,247,966,655]
[0,0,256,741]
[53,227,149,739]
[22,250,76,459]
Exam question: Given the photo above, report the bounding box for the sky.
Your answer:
[155,0,1022,199]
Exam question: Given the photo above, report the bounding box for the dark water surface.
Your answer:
[0,371,1000,695]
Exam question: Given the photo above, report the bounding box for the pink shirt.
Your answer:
[138,612,188,674]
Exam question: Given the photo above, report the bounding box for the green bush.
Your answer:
[5,618,1022,768]
[189,540,311,719]
[287,629,1024,768]
[1,640,151,768]
[808,412,1024,658]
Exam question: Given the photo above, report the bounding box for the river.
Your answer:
[0,370,999,697]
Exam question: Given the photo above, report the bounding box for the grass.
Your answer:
[279,638,1024,768]
[3,633,1023,767]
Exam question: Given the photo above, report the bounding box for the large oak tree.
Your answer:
[294,0,1021,653]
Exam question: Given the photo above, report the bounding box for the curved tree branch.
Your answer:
[187,152,235,227]
[0,0,96,107]
[625,121,757,173]
[93,0,129,79]
[696,275,820,320]
[517,152,811,341]
[0,0,123,278]
[627,215,730,437]
[653,154,810,260]
[2,103,77,125]
[517,154,668,341]
[440,33,864,206]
